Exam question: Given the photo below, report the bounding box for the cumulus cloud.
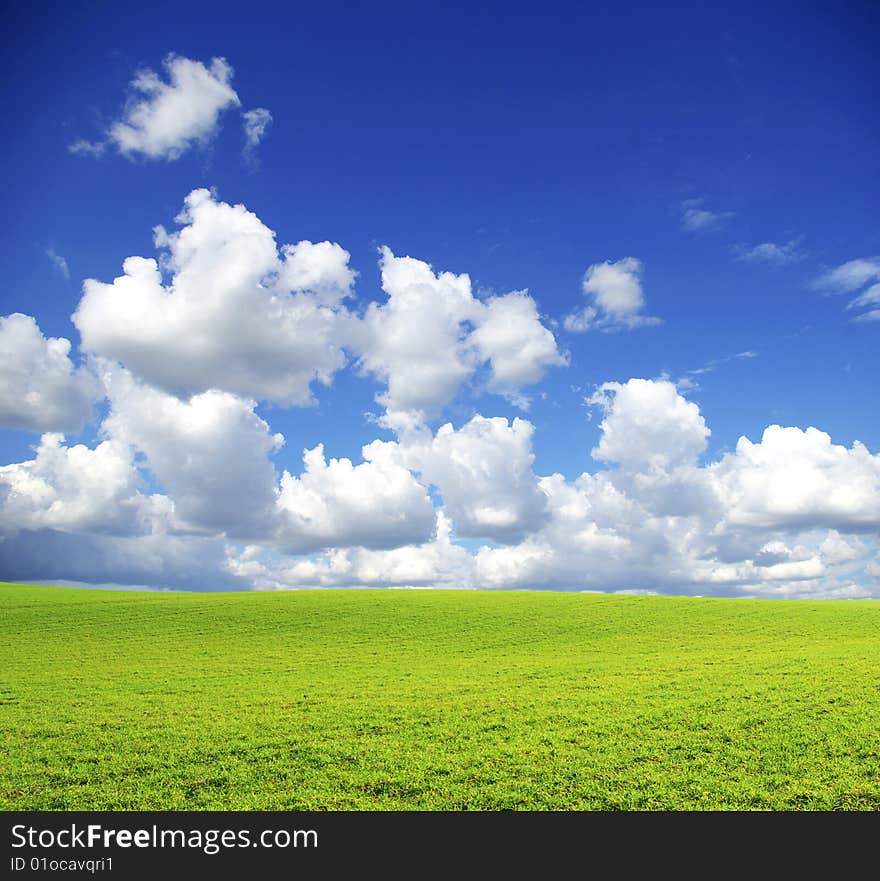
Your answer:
[242,108,272,160]
[72,55,240,160]
[472,380,880,598]
[98,365,435,553]
[2,186,878,596]
[818,531,868,565]
[1,372,878,596]
[0,528,244,592]
[473,475,650,592]
[278,239,356,306]
[814,257,880,322]
[276,442,436,553]
[680,198,735,232]
[101,368,283,538]
[588,378,710,471]
[228,512,473,590]
[0,314,99,433]
[469,290,568,404]
[563,258,660,333]
[343,248,475,419]
[0,432,170,536]
[734,239,804,265]
[73,189,353,406]
[72,196,559,422]
[384,415,550,543]
[710,425,880,531]
[352,248,564,421]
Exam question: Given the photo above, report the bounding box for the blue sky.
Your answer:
[0,1,877,595]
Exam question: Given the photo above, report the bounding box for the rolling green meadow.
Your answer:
[1,582,879,810]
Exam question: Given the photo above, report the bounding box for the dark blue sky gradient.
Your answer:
[1,0,877,476]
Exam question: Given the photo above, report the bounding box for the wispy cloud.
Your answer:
[680,198,735,233]
[846,284,880,312]
[733,238,805,266]
[814,257,880,293]
[673,350,757,391]
[46,247,70,280]
[68,139,106,157]
[243,108,272,148]
[813,257,880,323]
[853,308,880,323]
[242,108,273,163]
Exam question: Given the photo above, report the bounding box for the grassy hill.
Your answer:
[1,582,879,810]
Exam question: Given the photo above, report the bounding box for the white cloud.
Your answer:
[73,189,353,406]
[99,364,436,554]
[228,511,473,590]
[680,198,735,232]
[818,531,867,565]
[275,441,436,553]
[278,239,356,306]
[3,183,879,597]
[75,55,241,160]
[814,257,880,293]
[1,372,878,597]
[584,258,644,315]
[101,368,283,538]
[473,381,880,597]
[588,378,710,471]
[74,196,560,423]
[468,290,568,402]
[242,108,272,159]
[0,432,171,536]
[710,425,880,531]
[350,248,476,420]
[386,414,550,543]
[46,248,70,280]
[563,258,660,333]
[473,469,670,592]
[352,248,564,421]
[734,239,804,265]
[0,314,99,433]
[814,258,880,322]
[848,284,880,311]
[561,306,598,333]
[846,283,880,324]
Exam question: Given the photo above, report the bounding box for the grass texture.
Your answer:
[2,582,879,810]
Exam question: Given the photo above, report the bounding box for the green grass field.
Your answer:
[2,582,879,810]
